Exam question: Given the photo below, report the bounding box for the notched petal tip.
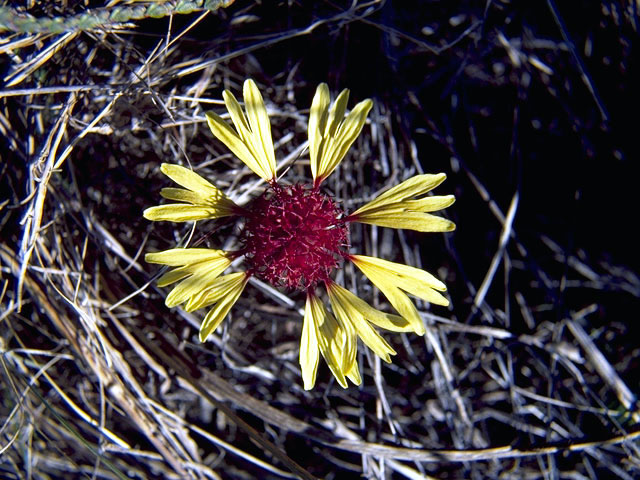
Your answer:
[346,364,362,386]
[144,251,158,263]
[142,206,158,221]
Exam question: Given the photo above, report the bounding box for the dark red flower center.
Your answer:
[240,184,349,291]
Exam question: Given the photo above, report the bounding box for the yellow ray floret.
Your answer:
[327,281,398,364]
[145,248,233,308]
[350,174,456,232]
[308,83,373,185]
[143,163,237,222]
[350,255,451,335]
[205,79,276,182]
[302,293,361,389]
[188,272,249,342]
[300,295,320,390]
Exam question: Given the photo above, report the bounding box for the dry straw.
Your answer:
[1,1,638,479]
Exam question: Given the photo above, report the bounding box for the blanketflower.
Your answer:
[144,79,455,389]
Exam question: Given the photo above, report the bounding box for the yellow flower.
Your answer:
[145,79,455,389]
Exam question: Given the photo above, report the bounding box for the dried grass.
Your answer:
[1,1,639,479]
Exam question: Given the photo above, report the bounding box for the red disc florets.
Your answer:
[240,184,349,291]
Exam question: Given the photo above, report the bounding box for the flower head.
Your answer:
[144,79,456,389]
[240,183,349,290]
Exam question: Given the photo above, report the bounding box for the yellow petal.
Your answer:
[197,272,248,342]
[308,83,330,179]
[350,174,455,233]
[326,281,411,332]
[159,187,204,205]
[351,255,451,335]
[316,98,373,184]
[223,87,274,181]
[144,164,237,222]
[145,248,232,307]
[307,294,348,388]
[243,79,276,179]
[308,83,373,184]
[160,163,219,195]
[301,294,321,390]
[165,255,232,308]
[400,195,456,213]
[155,266,191,287]
[143,204,228,222]
[327,282,396,363]
[353,196,455,217]
[333,298,358,375]
[354,258,450,307]
[189,271,246,311]
[159,186,236,214]
[222,89,251,136]
[205,80,276,182]
[346,362,362,385]
[352,174,447,214]
[353,211,456,232]
[352,255,447,291]
[353,264,425,334]
[351,315,395,363]
[145,248,228,266]
[205,111,273,181]
[324,89,349,138]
